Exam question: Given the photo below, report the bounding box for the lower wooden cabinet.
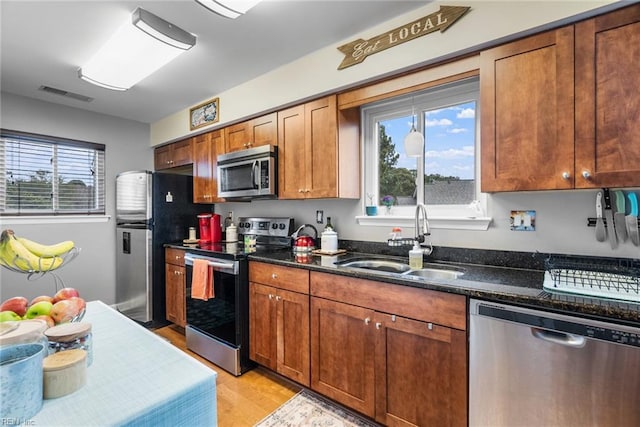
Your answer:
[249,262,310,386]
[310,271,468,426]
[165,248,186,327]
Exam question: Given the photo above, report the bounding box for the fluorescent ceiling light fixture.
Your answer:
[78,8,196,91]
[196,0,262,19]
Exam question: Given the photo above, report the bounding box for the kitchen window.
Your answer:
[359,77,489,230]
[0,129,106,216]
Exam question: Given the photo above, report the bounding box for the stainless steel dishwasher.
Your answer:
[469,299,640,427]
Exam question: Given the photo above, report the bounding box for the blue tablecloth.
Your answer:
[31,301,217,426]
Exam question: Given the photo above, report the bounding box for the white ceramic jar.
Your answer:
[321,229,338,252]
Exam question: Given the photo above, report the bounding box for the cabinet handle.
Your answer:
[271,273,278,279]
[391,315,396,322]
[375,322,382,330]
[275,296,282,301]
[268,294,273,300]
[582,170,591,180]
[175,256,181,260]
[427,322,433,330]
[364,317,371,325]
[561,172,570,180]
[298,189,304,193]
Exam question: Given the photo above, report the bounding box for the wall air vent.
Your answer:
[38,85,94,102]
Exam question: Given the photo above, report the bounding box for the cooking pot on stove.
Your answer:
[291,224,318,253]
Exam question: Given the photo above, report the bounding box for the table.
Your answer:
[32,301,217,426]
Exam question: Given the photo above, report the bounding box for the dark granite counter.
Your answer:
[166,240,639,327]
[247,246,640,328]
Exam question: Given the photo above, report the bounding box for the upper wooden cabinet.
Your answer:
[574,4,640,189]
[481,4,640,192]
[224,112,277,153]
[154,138,193,170]
[193,130,225,203]
[278,95,360,199]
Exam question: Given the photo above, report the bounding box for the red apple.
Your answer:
[29,295,54,307]
[52,287,80,303]
[0,296,28,317]
[34,315,55,328]
[50,297,84,324]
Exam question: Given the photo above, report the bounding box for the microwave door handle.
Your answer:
[251,160,259,189]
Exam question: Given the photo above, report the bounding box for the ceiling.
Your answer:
[0,0,426,124]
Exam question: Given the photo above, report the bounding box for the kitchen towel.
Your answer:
[191,259,214,301]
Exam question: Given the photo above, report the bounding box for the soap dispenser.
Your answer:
[409,242,423,269]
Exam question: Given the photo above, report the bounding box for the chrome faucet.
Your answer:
[415,204,433,255]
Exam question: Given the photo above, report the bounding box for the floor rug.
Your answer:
[255,390,379,427]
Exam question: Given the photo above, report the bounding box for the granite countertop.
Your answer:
[246,247,640,328]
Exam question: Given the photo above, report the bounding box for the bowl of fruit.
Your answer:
[0,287,86,330]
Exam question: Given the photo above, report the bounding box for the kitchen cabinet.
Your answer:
[193,130,225,203]
[574,4,640,188]
[154,138,193,170]
[278,95,360,199]
[310,271,467,425]
[481,3,640,192]
[224,112,277,153]
[165,248,186,327]
[249,262,310,386]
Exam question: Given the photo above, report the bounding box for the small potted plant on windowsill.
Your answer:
[381,195,396,215]
[365,193,377,216]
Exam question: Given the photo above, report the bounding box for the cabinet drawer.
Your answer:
[165,248,185,266]
[310,271,466,330]
[249,261,309,294]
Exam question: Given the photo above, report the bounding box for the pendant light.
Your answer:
[404,105,424,158]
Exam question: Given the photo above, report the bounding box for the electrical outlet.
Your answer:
[316,210,324,224]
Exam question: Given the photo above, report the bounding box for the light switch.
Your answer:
[166,192,173,202]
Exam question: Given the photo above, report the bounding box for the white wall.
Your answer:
[0,92,152,303]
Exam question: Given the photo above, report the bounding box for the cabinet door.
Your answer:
[277,288,310,386]
[210,129,225,202]
[165,263,185,327]
[277,104,306,199]
[171,138,193,167]
[311,297,375,417]
[480,27,575,192]
[374,313,467,427]
[249,282,277,370]
[225,121,250,153]
[575,4,640,188]
[193,133,213,203]
[154,145,173,170]
[306,95,338,198]
[251,112,277,149]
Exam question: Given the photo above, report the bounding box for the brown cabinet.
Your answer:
[224,112,277,153]
[278,95,360,199]
[154,138,193,170]
[481,4,640,192]
[249,262,310,386]
[310,272,467,425]
[193,130,225,203]
[574,4,640,188]
[165,248,186,327]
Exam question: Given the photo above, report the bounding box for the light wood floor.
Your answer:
[153,325,301,426]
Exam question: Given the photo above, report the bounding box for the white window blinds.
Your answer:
[1,129,105,215]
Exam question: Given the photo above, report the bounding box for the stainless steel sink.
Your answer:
[335,257,464,281]
[404,267,464,280]
[336,259,411,273]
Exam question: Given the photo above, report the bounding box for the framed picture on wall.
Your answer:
[190,97,219,130]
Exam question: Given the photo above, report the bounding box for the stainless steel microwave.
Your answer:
[217,145,277,199]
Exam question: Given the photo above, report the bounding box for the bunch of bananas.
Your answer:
[0,229,74,273]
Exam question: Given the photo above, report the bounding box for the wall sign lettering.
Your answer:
[337,5,471,70]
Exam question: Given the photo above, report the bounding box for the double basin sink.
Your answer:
[335,257,465,281]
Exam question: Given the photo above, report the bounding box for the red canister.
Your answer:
[198,214,212,243]
[210,214,222,243]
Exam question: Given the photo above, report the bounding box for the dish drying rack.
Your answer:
[543,255,640,303]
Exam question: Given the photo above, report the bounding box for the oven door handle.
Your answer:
[184,255,236,270]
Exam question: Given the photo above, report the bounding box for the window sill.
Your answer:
[355,215,492,231]
[0,215,112,225]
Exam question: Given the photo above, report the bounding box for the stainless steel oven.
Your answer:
[184,252,251,376]
[217,145,277,199]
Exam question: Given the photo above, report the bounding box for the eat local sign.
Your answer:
[337,5,471,70]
